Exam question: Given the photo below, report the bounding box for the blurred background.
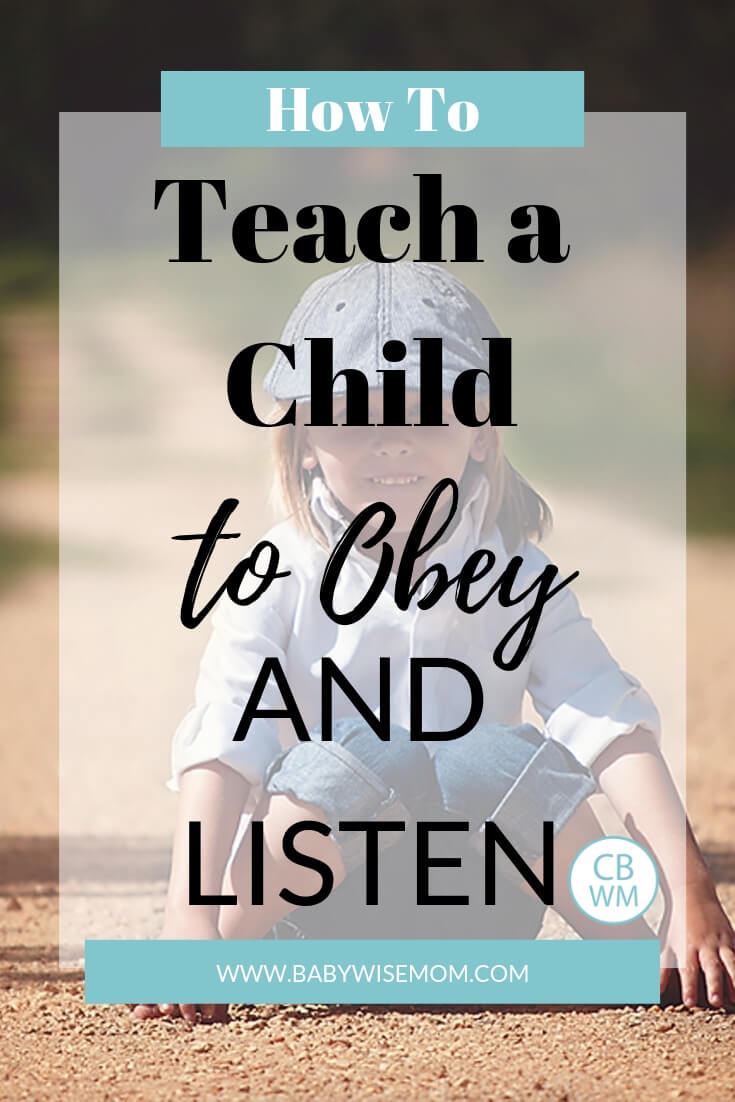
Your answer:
[0,4,732,843]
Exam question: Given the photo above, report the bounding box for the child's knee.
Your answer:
[433,723,596,857]
[330,718,438,809]
[434,723,535,823]
[262,721,438,872]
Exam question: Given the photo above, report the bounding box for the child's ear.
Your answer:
[301,435,319,470]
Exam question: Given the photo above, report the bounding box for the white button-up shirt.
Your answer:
[169,475,660,791]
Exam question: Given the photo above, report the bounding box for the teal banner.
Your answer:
[161,70,584,148]
[86,938,658,1005]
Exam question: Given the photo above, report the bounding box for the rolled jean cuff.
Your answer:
[478,735,597,865]
[263,740,411,873]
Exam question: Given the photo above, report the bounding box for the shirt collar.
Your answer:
[308,467,496,567]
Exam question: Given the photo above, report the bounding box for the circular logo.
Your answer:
[568,837,658,923]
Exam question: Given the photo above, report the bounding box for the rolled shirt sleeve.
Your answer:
[167,594,289,792]
[525,550,661,770]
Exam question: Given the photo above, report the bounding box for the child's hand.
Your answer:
[660,879,735,1008]
[129,908,229,1025]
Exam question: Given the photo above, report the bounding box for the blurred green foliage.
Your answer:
[0,250,57,305]
[0,527,57,591]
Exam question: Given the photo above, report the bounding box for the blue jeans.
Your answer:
[263,719,596,939]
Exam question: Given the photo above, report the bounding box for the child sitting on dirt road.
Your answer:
[132,263,735,1022]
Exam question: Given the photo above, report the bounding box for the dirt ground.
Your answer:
[1,513,734,1101]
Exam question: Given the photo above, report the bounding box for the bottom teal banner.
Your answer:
[85,939,660,1005]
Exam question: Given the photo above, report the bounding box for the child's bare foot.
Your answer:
[129,908,229,1024]
[130,1003,230,1024]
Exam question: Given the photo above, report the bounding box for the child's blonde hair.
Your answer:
[267,403,552,554]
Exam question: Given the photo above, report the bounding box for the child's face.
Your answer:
[301,390,491,533]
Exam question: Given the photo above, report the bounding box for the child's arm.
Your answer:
[164,760,251,932]
[522,549,734,1004]
[131,760,250,1023]
[133,541,294,1023]
[593,727,735,1007]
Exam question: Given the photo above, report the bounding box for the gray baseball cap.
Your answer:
[262,261,501,401]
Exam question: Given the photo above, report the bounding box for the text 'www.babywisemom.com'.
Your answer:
[215,961,529,987]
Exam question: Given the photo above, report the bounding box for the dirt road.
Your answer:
[1,524,735,1098]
